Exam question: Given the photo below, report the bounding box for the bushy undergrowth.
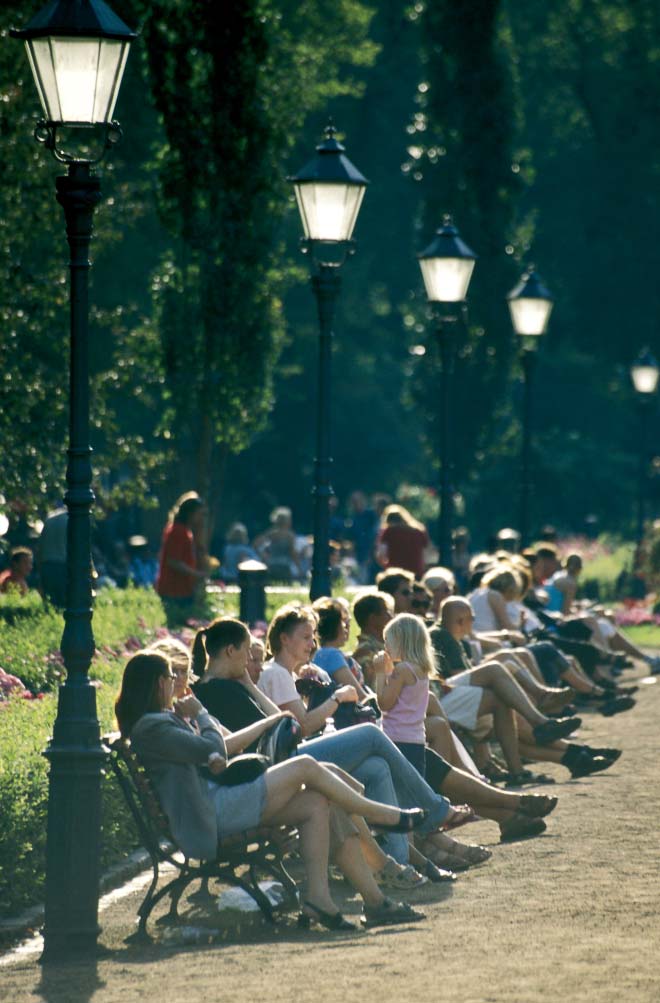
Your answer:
[0,583,308,922]
[0,587,164,921]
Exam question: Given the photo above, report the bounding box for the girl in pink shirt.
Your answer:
[373,614,436,778]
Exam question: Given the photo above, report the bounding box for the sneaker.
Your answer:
[361,896,425,928]
[376,857,427,891]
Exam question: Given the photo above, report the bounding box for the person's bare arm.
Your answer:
[330,665,370,700]
[278,685,358,738]
[223,712,289,756]
[488,590,517,631]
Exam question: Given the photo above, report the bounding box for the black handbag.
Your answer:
[256,715,302,763]
[295,676,380,730]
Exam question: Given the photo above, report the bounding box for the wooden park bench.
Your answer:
[103,733,299,944]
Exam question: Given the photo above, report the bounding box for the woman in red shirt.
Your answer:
[377,504,429,580]
[156,492,207,608]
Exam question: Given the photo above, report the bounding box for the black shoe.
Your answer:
[532,716,582,745]
[600,696,635,717]
[424,859,457,883]
[500,813,547,842]
[586,747,622,762]
[569,753,614,779]
[371,808,427,834]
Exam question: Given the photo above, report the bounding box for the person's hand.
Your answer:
[333,684,358,704]
[372,650,394,677]
[207,751,226,775]
[174,694,204,719]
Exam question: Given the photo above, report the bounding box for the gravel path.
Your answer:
[2,664,659,1003]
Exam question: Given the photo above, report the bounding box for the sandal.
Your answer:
[298,902,358,931]
[442,804,483,831]
[376,858,428,891]
[481,759,510,784]
[505,769,556,788]
[362,897,425,928]
[371,808,427,834]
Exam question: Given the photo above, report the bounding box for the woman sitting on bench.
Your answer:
[115,651,427,930]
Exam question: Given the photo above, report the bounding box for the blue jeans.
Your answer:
[297,724,450,863]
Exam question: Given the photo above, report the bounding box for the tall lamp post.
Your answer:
[418,216,476,566]
[507,268,554,548]
[289,123,368,600]
[630,349,659,543]
[12,0,135,960]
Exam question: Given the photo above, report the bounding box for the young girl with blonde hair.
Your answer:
[373,613,437,777]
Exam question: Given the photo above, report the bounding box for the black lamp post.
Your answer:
[418,216,476,566]
[12,0,135,961]
[289,123,368,600]
[630,349,659,543]
[507,268,554,548]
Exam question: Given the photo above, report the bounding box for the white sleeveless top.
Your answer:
[468,587,498,631]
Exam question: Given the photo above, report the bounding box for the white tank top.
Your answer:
[468,587,498,631]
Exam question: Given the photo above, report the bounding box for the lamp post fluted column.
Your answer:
[12,0,135,960]
[436,315,456,566]
[417,217,476,567]
[310,265,341,599]
[630,350,659,545]
[507,268,554,550]
[289,123,368,600]
[519,346,536,549]
[635,399,648,544]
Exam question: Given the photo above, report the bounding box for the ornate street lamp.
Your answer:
[507,268,554,548]
[418,216,476,566]
[630,349,659,543]
[289,122,368,600]
[12,0,135,961]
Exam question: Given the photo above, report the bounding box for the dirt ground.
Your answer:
[2,662,659,1003]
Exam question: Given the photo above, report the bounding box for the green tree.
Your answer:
[132,0,378,526]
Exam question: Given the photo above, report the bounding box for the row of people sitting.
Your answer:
[114,561,636,932]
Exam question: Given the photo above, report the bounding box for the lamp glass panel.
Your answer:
[631,365,660,394]
[27,39,60,120]
[419,257,475,302]
[509,297,553,336]
[29,37,127,124]
[94,39,129,121]
[294,182,365,241]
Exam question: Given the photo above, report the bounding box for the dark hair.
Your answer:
[9,546,32,567]
[411,582,432,611]
[375,568,414,596]
[266,603,316,657]
[535,545,559,561]
[312,597,344,645]
[352,590,391,630]
[115,652,170,737]
[171,491,204,526]
[191,617,250,676]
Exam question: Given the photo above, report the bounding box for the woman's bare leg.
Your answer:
[333,835,385,908]
[261,755,414,828]
[466,662,549,726]
[477,690,523,773]
[261,788,336,913]
[440,764,524,824]
[426,715,455,761]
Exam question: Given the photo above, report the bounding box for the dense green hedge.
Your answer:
[0,584,309,922]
